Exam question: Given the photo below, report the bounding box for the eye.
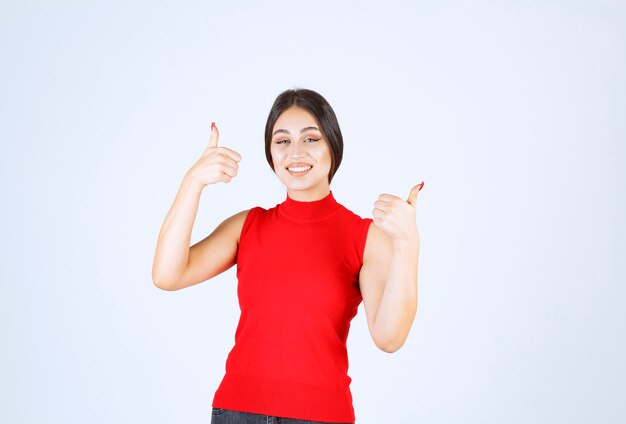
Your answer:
[274,139,289,144]
[304,138,320,143]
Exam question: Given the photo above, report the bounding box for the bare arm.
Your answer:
[172,207,249,290]
[360,226,419,352]
[152,174,203,289]
[359,182,423,352]
[151,123,243,290]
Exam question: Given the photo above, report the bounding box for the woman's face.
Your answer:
[270,106,332,201]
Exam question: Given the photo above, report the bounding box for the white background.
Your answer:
[1,1,624,423]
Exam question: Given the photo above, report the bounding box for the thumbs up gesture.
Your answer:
[372,181,424,243]
[187,122,243,188]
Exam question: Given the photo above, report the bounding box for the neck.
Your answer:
[286,186,331,202]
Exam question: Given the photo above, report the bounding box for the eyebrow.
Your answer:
[272,126,320,136]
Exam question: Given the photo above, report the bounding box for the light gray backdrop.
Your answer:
[1,1,624,423]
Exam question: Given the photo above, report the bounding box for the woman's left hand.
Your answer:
[372,181,424,244]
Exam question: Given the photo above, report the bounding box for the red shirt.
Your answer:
[212,191,372,422]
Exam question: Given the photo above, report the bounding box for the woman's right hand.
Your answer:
[186,122,242,188]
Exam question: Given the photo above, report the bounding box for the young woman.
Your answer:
[152,88,423,424]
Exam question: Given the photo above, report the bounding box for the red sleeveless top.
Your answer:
[212,191,372,422]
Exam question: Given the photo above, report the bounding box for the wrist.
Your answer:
[391,232,420,252]
[182,171,205,193]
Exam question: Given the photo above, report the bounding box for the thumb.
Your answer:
[407,181,424,206]
[208,121,219,148]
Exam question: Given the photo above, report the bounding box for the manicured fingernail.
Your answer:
[419,181,425,191]
[211,122,215,130]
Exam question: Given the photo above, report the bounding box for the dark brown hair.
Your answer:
[264,88,344,183]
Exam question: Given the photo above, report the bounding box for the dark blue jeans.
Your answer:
[211,408,354,424]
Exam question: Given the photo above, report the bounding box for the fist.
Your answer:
[372,182,424,243]
[188,122,242,187]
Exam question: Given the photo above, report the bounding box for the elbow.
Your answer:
[373,330,408,353]
[152,273,180,291]
[376,338,406,354]
[152,278,172,291]
[373,305,418,354]
[152,261,184,291]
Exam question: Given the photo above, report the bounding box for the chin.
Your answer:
[282,181,317,192]
[276,175,323,192]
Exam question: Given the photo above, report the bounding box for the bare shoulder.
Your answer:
[220,208,251,243]
[363,222,393,264]
[191,208,251,255]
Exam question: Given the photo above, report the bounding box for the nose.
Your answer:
[289,140,305,158]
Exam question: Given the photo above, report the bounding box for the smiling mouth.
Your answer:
[287,165,312,172]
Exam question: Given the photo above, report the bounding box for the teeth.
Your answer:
[288,166,311,172]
